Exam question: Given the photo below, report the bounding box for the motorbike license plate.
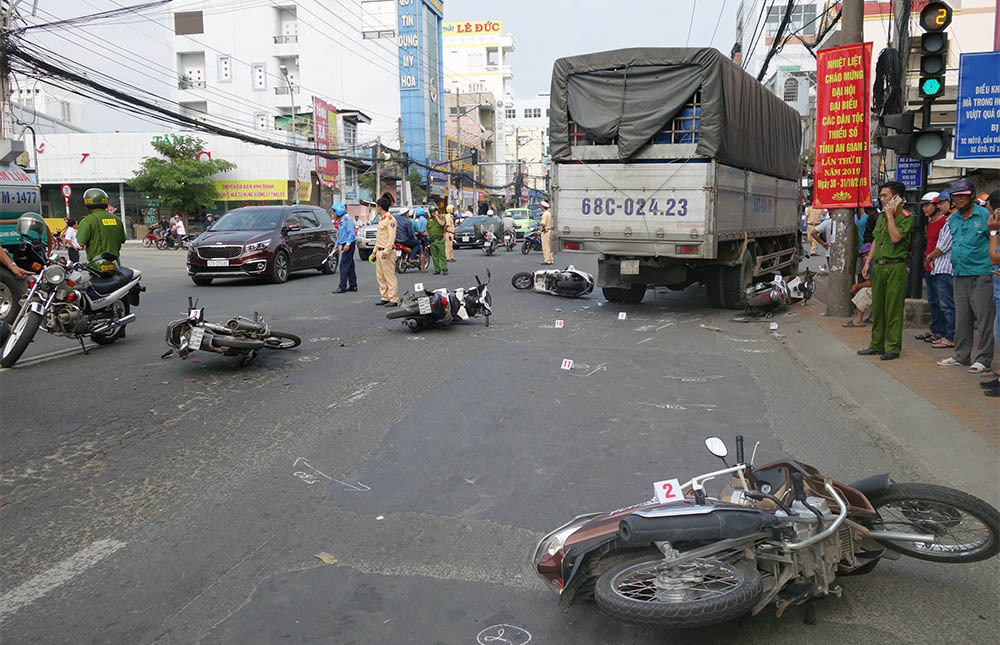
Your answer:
[417,297,431,315]
[188,326,205,350]
[207,259,228,267]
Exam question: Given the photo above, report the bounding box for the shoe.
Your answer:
[375,300,388,306]
[447,259,456,262]
[986,386,999,397]
[433,270,441,275]
[348,286,358,291]
[385,301,398,308]
[880,352,900,361]
[930,338,954,348]
[968,362,988,374]
[915,331,935,340]
[857,348,881,356]
[332,288,348,294]
[936,357,962,367]
[978,378,999,389]
[443,270,448,275]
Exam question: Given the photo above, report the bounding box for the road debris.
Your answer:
[314,552,339,565]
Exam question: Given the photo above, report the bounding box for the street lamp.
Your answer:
[280,64,297,204]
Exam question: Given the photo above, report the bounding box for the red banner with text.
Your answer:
[813,42,873,209]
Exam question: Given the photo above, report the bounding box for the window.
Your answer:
[255,112,268,129]
[765,4,816,37]
[505,108,516,119]
[524,107,541,119]
[449,107,458,115]
[361,0,395,39]
[174,11,204,35]
[298,211,320,228]
[783,77,799,102]
[218,55,231,83]
[343,122,357,149]
[252,63,266,90]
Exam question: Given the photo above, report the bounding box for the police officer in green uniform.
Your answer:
[76,188,126,264]
[858,181,913,361]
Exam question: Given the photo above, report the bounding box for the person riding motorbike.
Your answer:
[76,187,126,263]
[412,207,429,271]
[501,212,516,236]
[394,208,421,262]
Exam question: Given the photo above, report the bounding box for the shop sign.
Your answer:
[213,180,287,201]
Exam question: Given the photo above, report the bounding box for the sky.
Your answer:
[445,0,739,98]
[15,0,738,131]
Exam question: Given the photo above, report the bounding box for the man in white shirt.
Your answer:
[63,219,82,263]
[809,216,835,272]
[171,215,186,247]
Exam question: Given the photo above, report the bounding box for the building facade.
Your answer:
[502,92,550,204]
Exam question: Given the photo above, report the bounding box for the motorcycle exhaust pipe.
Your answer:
[866,530,937,543]
[91,312,136,334]
[226,317,266,333]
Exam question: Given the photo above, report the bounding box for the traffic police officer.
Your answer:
[444,204,456,262]
[539,200,554,265]
[373,193,399,307]
[76,188,126,264]
[858,181,913,361]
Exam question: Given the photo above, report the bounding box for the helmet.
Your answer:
[949,178,975,196]
[415,207,427,217]
[920,191,940,203]
[428,203,439,212]
[331,202,347,216]
[446,204,454,214]
[83,187,109,209]
[16,212,47,244]
[935,189,952,203]
[486,209,494,215]
[540,200,550,209]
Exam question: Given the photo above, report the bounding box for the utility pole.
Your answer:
[375,136,382,200]
[398,117,410,204]
[1,0,18,139]
[455,86,463,211]
[826,0,864,318]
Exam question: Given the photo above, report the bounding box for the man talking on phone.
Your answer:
[858,181,912,361]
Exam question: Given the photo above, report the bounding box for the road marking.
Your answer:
[0,344,98,371]
[326,382,378,409]
[638,401,717,411]
[292,458,370,492]
[0,539,126,621]
[636,337,653,345]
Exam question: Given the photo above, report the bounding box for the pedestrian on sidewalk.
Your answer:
[63,218,82,264]
[981,190,1000,396]
[331,202,358,294]
[427,204,448,275]
[805,204,825,257]
[922,191,956,349]
[858,181,912,361]
[936,179,995,374]
[540,200,555,265]
[373,193,399,307]
[913,192,947,343]
[444,204,456,262]
[809,215,834,272]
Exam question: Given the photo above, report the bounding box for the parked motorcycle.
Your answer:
[522,227,542,255]
[164,297,300,365]
[744,269,815,317]
[1,218,143,367]
[394,242,425,274]
[511,265,594,298]
[503,230,516,252]
[482,229,499,256]
[533,434,998,628]
[387,270,493,331]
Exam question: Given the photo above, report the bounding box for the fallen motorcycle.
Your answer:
[164,298,300,364]
[387,270,492,331]
[1,216,143,368]
[744,269,815,317]
[511,265,594,298]
[533,434,998,628]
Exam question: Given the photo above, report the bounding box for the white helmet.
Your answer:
[487,209,494,215]
[540,200,550,209]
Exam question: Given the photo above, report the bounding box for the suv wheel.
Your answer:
[270,250,289,284]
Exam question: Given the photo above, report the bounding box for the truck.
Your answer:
[549,48,804,306]
[1,143,45,325]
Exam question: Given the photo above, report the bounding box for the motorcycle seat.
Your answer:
[394,242,415,252]
[90,267,135,295]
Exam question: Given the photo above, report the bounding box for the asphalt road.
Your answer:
[1,245,996,644]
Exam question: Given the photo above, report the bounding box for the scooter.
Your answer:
[511,265,594,298]
[387,270,493,331]
[164,297,300,365]
[522,227,542,254]
[533,434,999,629]
[157,233,194,250]
[503,230,516,252]
[482,229,499,256]
[744,269,815,317]
[394,242,425,273]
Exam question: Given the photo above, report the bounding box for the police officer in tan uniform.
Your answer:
[540,200,554,265]
[373,193,399,307]
[445,204,456,262]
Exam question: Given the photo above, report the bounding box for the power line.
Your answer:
[743,0,777,70]
[757,0,798,81]
[709,0,730,48]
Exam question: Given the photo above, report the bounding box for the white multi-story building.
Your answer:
[9,77,86,135]
[502,92,550,201]
[442,19,513,187]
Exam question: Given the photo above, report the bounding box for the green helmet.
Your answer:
[83,187,109,209]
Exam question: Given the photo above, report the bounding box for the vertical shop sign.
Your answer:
[313,96,339,188]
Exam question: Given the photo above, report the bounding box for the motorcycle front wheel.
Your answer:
[865,483,999,563]
[511,272,533,290]
[521,241,530,255]
[263,331,301,350]
[594,555,761,627]
[142,238,152,248]
[0,310,43,368]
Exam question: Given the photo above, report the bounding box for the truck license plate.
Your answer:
[188,326,205,350]
[621,259,640,275]
[418,297,431,314]
[207,259,228,267]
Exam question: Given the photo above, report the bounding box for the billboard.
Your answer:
[813,42,873,209]
[213,180,287,201]
[954,51,1000,159]
[312,96,339,188]
[443,20,502,37]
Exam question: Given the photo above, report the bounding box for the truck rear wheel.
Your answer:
[722,256,753,309]
[602,284,646,304]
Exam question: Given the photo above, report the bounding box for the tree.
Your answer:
[129,136,235,220]
[407,168,426,202]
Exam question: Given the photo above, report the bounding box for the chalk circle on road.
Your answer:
[476,624,531,645]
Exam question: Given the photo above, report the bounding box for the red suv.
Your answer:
[186,206,338,286]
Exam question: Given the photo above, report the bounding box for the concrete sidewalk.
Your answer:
[781,297,998,501]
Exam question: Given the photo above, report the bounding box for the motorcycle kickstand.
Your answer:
[77,336,90,355]
[803,600,817,626]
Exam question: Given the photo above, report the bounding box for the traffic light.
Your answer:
[879,111,915,154]
[471,149,479,165]
[911,129,952,161]
[918,2,952,101]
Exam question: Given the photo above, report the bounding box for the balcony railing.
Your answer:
[273,34,298,44]
[178,79,206,90]
[274,85,300,95]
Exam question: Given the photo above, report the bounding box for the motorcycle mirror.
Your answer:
[705,437,728,459]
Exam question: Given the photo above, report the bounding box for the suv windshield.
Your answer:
[212,208,284,231]
[461,216,489,226]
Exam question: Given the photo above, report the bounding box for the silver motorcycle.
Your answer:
[164,298,301,365]
[1,218,142,368]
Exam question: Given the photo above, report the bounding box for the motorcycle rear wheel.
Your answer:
[396,255,408,274]
[511,272,533,290]
[0,310,43,368]
[865,483,999,563]
[263,331,301,350]
[594,555,761,627]
[156,239,168,250]
[142,238,152,248]
[91,302,129,345]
